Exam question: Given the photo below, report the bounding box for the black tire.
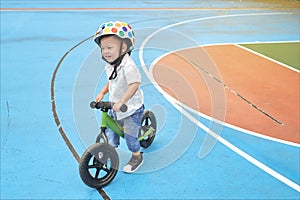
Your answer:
[79,143,119,188]
[139,110,156,148]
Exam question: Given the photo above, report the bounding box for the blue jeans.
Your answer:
[105,105,144,153]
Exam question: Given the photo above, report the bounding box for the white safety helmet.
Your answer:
[94,21,135,50]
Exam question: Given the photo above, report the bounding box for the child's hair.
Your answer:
[123,38,133,54]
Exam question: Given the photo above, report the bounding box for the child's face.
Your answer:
[100,36,126,63]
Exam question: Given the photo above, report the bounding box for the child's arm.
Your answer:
[96,82,109,102]
[113,82,140,112]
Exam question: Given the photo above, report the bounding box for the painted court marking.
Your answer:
[189,59,283,126]
[236,42,300,73]
[202,44,299,144]
[50,36,110,199]
[149,42,300,148]
[139,12,300,192]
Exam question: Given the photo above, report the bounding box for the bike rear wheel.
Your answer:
[79,143,119,188]
[139,110,156,148]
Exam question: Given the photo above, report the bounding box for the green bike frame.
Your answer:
[101,111,124,137]
[101,111,155,141]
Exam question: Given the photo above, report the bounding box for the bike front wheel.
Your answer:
[79,143,119,188]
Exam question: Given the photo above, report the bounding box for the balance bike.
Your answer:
[79,101,156,188]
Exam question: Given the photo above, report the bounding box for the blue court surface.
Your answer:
[1,1,300,199]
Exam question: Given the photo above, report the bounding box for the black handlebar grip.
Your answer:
[95,102,102,109]
[120,104,128,112]
[90,101,97,108]
[90,101,127,112]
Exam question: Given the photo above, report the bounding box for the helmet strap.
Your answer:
[104,40,133,80]
[108,53,125,80]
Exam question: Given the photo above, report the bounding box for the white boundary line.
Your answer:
[180,100,300,148]
[139,12,300,192]
[201,41,300,73]
[236,42,300,73]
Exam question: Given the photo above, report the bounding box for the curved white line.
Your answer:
[139,12,300,192]
[236,43,300,73]
[149,44,300,148]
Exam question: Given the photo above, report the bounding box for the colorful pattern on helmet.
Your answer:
[94,21,135,47]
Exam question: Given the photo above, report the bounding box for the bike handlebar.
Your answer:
[90,101,128,112]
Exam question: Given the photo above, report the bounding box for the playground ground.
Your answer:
[1,0,299,199]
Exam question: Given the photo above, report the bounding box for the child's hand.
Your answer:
[113,101,124,112]
[96,92,104,102]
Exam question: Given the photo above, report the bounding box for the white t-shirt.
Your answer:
[105,54,144,120]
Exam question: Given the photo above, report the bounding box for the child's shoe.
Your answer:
[123,153,143,173]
